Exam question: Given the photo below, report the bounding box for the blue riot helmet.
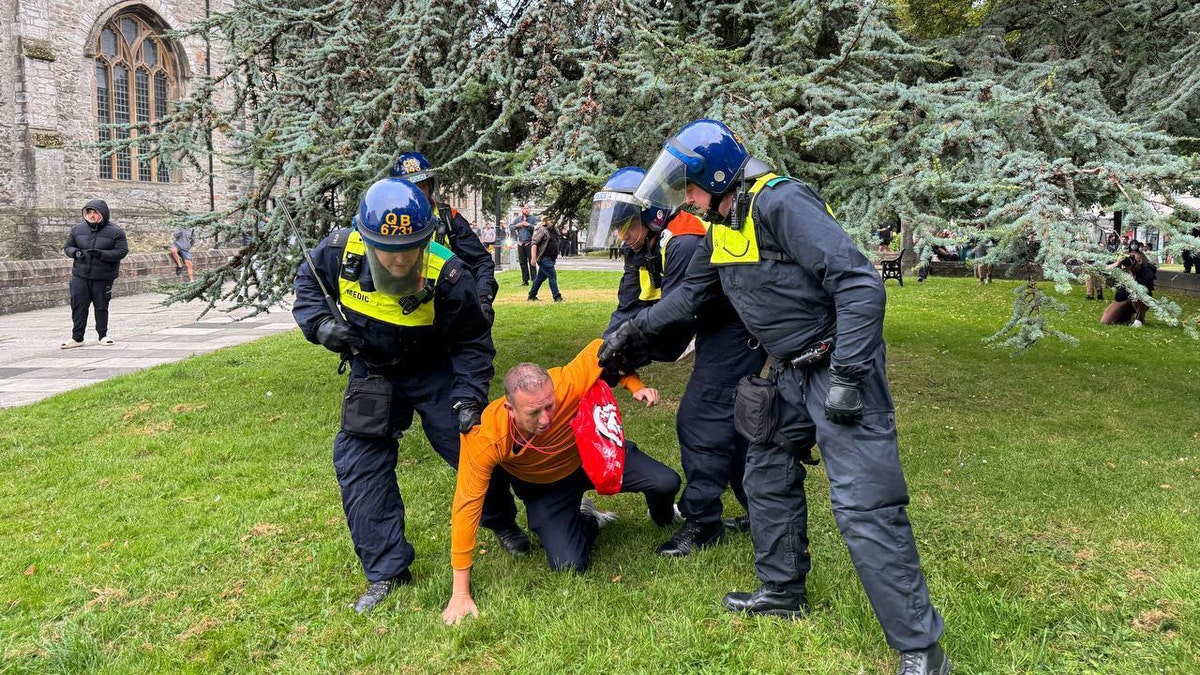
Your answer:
[356,177,435,295]
[389,151,437,200]
[586,167,665,252]
[634,119,750,212]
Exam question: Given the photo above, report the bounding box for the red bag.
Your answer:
[570,379,626,495]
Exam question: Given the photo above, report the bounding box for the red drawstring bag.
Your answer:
[570,379,626,495]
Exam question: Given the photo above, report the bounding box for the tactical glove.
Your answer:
[598,320,652,373]
[314,317,364,355]
[824,374,864,425]
[453,400,482,433]
[480,302,495,326]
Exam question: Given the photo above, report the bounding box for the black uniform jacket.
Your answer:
[634,179,885,384]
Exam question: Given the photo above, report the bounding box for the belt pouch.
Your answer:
[341,376,393,437]
[733,375,779,445]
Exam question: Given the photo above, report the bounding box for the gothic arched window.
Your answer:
[94,12,179,182]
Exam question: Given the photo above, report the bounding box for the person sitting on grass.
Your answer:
[442,339,681,626]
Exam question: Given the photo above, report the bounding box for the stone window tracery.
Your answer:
[93,12,178,182]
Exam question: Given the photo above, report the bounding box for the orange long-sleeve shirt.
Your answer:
[450,339,645,570]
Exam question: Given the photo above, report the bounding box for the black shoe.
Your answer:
[352,569,412,614]
[175,265,183,276]
[722,583,809,619]
[722,514,751,533]
[494,526,532,556]
[897,643,951,675]
[521,281,530,286]
[657,519,723,557]
[527,296,539,301]
[553,296,565,303]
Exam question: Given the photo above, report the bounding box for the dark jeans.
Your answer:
[518,242,533,283]
[507,440,680,571]
[69,276,112,340]
[528,256,562,300]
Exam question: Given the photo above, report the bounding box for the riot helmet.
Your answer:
[356,177,435,296]
[635,119,750,212]
[586,167,666,252]
[389,152,437,200]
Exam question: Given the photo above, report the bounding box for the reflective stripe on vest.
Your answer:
[338,231,450,326]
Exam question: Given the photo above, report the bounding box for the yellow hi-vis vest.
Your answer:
[640,212,714,300]
[337,231,451,327]
[637,262,663,302]
[709,173,833,265]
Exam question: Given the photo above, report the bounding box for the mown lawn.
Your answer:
[2,270,1198,674]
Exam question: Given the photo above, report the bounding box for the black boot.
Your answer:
[352,569,412,613]
[494,526,532,556]
[897,642,951,675]
[721,582,809,619]
[656,519,724,557]
[722,514,751,533]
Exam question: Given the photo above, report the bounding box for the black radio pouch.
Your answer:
[341,375,393,437]
[734,375,779,446]
[734,374,819,465]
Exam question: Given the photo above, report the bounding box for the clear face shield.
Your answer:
[633,141,698,213]
[364,242,429,296]
[585,191,646,250]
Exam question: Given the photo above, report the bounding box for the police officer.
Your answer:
[600,121,949,675]
[293,178,529,614]
[588,167,765,556]
[390,152,499,324]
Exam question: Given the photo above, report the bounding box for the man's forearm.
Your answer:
[531,245,539,261]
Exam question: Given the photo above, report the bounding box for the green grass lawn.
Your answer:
[2,270,1198,674]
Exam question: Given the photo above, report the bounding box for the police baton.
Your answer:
[278,201,358,360]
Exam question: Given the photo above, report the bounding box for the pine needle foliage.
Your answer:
[117,0,1200,347]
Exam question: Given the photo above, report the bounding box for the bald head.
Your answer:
[504,363,551,402]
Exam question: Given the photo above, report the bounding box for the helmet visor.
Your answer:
[364,243,428,296]
[586,191,645,250]
[633,145,692,211]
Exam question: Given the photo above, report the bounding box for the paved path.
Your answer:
[0,256,622,409]
[0,293,297,409]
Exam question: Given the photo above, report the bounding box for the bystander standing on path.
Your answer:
[62,199,127,349]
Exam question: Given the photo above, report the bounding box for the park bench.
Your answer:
[880,250,905,286]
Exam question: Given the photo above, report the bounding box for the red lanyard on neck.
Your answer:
[509,424,572,455]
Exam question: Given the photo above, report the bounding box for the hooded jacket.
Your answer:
[64,199,128,281]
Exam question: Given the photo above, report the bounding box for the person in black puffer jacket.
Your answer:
[62,199,128,348]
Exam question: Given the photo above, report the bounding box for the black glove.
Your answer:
[598,320,652,373]
[314,317,364,355]
[87,249,101,258]
[73,250,85,260]
[824,374,864,425]
[480,302,495,326]
[453,400,482,433]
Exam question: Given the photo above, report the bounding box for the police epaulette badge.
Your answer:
[444,265,461,283]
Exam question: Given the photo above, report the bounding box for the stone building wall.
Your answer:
[0,0,239,261]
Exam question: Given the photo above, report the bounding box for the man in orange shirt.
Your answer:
[442,339,681,625]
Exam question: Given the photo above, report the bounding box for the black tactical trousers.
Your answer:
[743,352,944,652]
